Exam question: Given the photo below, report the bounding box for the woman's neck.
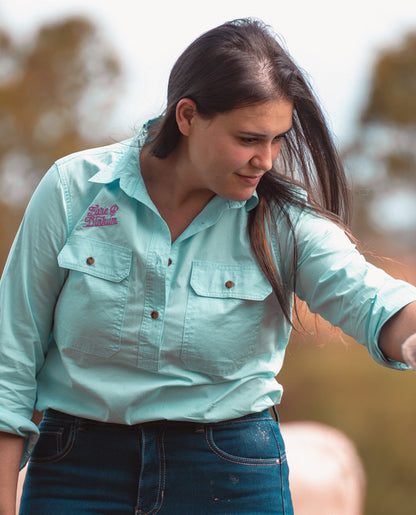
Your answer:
[139,148,214,242]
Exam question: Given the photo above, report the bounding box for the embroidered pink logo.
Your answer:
[83,204,119,227]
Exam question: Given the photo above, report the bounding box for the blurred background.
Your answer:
[1,1,415,513]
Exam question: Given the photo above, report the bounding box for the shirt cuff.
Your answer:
[371,294,416,371]
[0,407,40,469]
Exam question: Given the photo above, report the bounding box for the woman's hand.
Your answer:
[402,334,416,371]
[379,301,416,364]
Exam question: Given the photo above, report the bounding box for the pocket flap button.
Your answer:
[86,257,95,265]
[225,280,234,289]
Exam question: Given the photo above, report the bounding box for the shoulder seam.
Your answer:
[54,162,72,235]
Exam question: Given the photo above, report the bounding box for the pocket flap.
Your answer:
[190,261,272,300]
[58,235,132,282]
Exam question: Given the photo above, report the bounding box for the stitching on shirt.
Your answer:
[83,204,119,227]
[56,163,72,236]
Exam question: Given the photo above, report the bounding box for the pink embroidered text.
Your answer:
[84,204,119,227]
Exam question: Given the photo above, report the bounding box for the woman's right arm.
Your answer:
[0,431,24,515]
[0,164,69,476]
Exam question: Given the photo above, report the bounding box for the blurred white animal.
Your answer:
[281,421,366,515]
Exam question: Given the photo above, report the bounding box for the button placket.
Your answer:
[137,233,170,370]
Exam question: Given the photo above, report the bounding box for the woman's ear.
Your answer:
[176,98,198,136]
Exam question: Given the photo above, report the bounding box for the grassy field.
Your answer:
[278,327,416,515]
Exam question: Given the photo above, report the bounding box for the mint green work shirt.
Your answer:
[1,134,416,465]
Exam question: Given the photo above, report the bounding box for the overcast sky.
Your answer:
[1,0,416,146]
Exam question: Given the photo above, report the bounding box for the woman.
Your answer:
[1,18,416,514]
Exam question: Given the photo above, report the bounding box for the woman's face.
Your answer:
[182,99,293,202]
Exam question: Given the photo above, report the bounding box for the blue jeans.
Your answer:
[20,408,293,514]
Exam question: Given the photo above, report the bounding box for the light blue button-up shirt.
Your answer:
[1,132,416,465]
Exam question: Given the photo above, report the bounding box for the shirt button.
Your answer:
[168,258,172,266]
[225,280,234,289]
[86,257,95,265]
[151,311,159,320]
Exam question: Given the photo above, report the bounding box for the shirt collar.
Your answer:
[88,137,140,185]
[244,191,259,211]
[88,135,153,207]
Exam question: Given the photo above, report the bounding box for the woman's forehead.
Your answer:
[214,100,294,134]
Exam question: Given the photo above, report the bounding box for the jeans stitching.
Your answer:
[147,429,166,515]
[269,420,292,515]
[275,424,286,515]
[267,420,287,463]
[30,423,77,464]
[135,430,145,514]
[211,415,272,427]
[205,427,281,466]
[136,429,166,515]
[145,429,165,515]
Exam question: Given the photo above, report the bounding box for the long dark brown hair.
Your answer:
[147,18,352,323]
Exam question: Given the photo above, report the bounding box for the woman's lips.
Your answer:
[236,174,262,185]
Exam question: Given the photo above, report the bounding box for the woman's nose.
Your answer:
[250,145,275,171]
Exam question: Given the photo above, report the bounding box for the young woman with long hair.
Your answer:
[1,18,416,514]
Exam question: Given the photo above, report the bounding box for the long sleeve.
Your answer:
[0,165,69,463]
[292,211,416,370]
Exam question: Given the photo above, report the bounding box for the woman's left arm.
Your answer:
[291,209,416,371]
[379,301,416,365]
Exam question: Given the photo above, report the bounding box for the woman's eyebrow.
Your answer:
[238,127,292,138]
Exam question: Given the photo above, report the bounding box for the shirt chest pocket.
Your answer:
[182,261,273,377]
[55,235,132,357]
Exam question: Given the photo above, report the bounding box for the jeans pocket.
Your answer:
[30,419,76,463]
[206,418,284,465]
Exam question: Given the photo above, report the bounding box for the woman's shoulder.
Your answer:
[24,137,139,234]
[270,184,351,258]
[54,137,137,180]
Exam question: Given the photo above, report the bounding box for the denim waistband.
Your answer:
[43,407,277,431]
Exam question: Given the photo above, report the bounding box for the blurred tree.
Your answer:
[342,30,416,251]
[362,32,416,127]
[0,16,122,271]
[0,16,122,207]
